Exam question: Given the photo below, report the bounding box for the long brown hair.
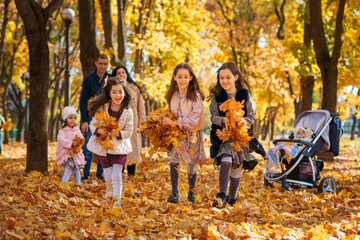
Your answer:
[166,63,204,105]
[88,77,131,117]
[207,62,251,101]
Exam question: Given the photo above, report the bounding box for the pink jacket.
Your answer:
[56,125,86,166]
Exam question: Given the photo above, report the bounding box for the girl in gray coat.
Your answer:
[208,62,257,208]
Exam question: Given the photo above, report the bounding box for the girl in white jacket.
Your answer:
[87,77,133,207]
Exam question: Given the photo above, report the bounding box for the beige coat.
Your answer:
[127,83,146,164]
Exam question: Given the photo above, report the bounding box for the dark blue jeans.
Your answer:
[82,126,103,180]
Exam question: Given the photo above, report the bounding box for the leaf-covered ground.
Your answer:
[0,140,359,239]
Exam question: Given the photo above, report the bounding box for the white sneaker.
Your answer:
[106,183,113,198]
[114,201,121,208]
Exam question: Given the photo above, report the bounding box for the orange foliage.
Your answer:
[140,108,186,153]
[93,108,119,150]
[0,141,360,238]
[2,119,13,131]
[67,135,85,157]
[216,98,252,154]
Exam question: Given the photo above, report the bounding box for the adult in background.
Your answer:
[112,66,146,177]
[80,54,110,180]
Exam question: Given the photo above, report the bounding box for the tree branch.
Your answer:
[331,0,346,64]
[309,0,331,69]
[46,0,63,16]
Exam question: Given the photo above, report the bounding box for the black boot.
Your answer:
[187,173,197,203]
[226,196,237,206]
[212,192,226,208]
[167,193,178,203]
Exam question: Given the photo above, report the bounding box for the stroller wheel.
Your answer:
[318,177,336,194]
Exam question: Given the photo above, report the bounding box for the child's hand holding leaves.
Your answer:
[68,135,85,157]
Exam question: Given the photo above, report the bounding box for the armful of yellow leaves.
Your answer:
[2,119,13,131]
[93,108,120,150]
[68,135,85,157]
[139,108,186,153]
[216,98,252,154]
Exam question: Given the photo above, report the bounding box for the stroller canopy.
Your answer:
[294,110,331,153]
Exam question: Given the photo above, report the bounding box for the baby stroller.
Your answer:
[264,110,341,193]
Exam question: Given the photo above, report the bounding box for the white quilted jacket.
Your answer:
[87,103,133,157]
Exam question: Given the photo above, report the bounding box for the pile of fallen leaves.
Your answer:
[67,135,85,157]
[140,108,186,152]
[93,108,119,150]
[216,98,252,154]
[0,139,360,239]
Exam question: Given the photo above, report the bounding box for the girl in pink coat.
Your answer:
[56,106,86,185]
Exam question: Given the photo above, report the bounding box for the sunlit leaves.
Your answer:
[93,108,120,150]
[67,135,85,157]
[2,118,13,131]
[0,140,360,238]
[140,108,186,152]
[216,98,251,154]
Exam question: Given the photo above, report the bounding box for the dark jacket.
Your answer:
[79,70,109,123]
[210,87,266,160]
[210,87,250,159]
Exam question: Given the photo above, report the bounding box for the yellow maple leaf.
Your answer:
[95,108,106,122]
[2,119,13,131]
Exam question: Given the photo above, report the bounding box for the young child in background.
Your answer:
[266,126,314,172]
[208,62,257,208]
[163,63,206,203]
[56,106,86,185]
[86,77,133,207]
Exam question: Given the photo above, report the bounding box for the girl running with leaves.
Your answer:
[87,77,133,207]
[164,63,207,203]
[208,62,259,208]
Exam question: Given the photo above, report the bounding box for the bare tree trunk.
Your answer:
[117,0,128,66]
[309,0,346,113]
[79,0,99,77]
[350,114,356,140]
[286,69,301,117]
[351,89,360,140]
[7,82,26,142]
[48,77,61,141]
[134,0,152,78]
[299,3,314,114]
[0,0,11,79]
[16,106,25,142]
[15,0,62,173]
[100,0,120,66]
[300,76,314,112]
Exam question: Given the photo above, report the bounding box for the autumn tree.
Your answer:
[1,0,26,143]
[117,0,128,65]
[79,0,99,77]
[309,0,346,113]
[14,0,62,173]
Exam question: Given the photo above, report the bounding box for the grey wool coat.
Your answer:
[127,83,146,164]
